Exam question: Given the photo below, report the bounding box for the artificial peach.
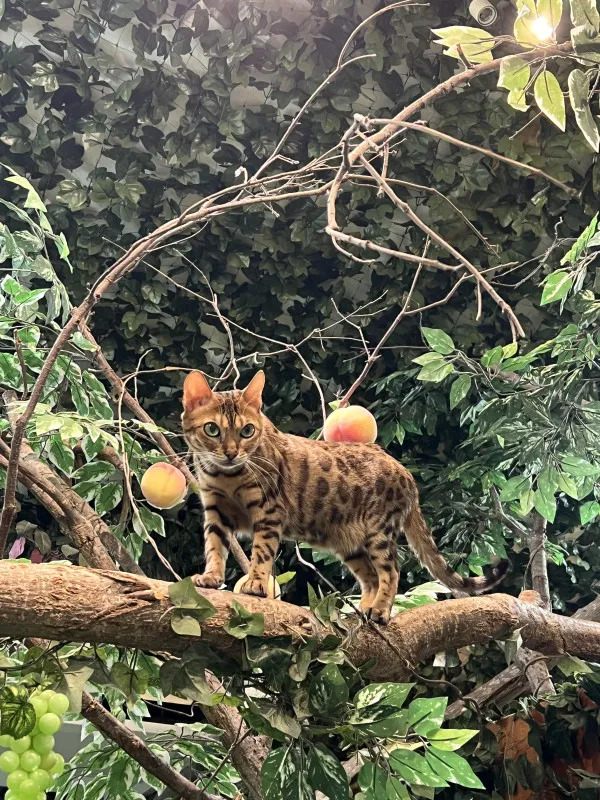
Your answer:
[322,405,377,444]
[233,574,281,600]
[140,462,187,509]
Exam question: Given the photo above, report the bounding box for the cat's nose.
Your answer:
[225,450,238,461]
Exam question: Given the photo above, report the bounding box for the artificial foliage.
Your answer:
[2,0,600,797]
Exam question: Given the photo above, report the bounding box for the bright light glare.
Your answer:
[530,16,554,41]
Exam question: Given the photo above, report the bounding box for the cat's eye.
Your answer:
[240,424,255,439]
[203,422,220,437]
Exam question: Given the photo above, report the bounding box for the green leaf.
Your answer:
[500,475,530,502]
[0,687,36,739]
[538,0,563,27]
[72,331,98,351]
[533,488,556,523]
[449,375,471,409]
[307,744,350,800]
[541,270,573,305]
[426,747,485,789]
[358,762,388,800]
[386,776,410,800]
[171,609,205,636]
[224,599,264,639]
[416,362,454,383]
[580,500,600,525]
[498,56,530,92]
[481,346,503,368]
[421,327,455,355]
[310,664,349,716]
[426,728,478,751]
[263,746,312,800]
[404,696,447,736]
[561,456,600,477]
[47,435,75,475]
[389,750,448,788]
[431,26,496,46]
[568,69,600,151]
[169,577,217,616]
[56,180,87,211]
[534,71,566,131]
[557,472,579,498]
[569,0,599,28]
[95,483,123,515]
[354,683,414,710]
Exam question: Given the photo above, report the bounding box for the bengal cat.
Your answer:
[181,370,508,624]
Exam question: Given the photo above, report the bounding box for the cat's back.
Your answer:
[278,431,415,493]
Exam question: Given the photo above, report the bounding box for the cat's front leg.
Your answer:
[241,514,282,597]
[193,505,233,589]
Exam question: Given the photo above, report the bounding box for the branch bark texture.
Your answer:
[4,563,600,681]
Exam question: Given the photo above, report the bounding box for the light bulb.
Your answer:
[530,16,554,41]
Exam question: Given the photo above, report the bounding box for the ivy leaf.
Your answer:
[0,687,36,739]
[449,375,471,409]
[534,71,566,131]
[358,761,388,800]
[421,327,455,355]
[224,599,264,639]
[541,270,573,305]
[538,0,562,28]
[568,69,600,151]
[425,747,485,789]
[56,180,87,211]
[481,346,503,368]
[386,776,410,800]
[308,744,350,800]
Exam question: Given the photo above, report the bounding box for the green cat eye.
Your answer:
[204,422,220,437]
[240,424,255,438]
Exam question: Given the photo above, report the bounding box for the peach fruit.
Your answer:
[140,463,187,509]
[322,405,377,444]
[233,574,281,600]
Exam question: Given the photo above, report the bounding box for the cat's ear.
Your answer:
[242,371,265,410]
[183,371,213,411]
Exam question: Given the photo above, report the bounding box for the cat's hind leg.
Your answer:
[363,533,399,625]
[342,548,380,616]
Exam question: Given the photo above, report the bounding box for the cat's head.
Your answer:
[181,371,265,471]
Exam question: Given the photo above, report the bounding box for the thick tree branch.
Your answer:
[4,564,600,680]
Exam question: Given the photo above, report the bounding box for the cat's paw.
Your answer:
[192,572,223,589]
[367,606,392,625]
[240,577,268,597]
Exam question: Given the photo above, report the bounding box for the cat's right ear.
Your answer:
[183,371,213,411]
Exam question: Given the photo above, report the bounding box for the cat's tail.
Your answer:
[403,503,508,595]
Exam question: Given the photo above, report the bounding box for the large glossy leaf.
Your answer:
[568,70,600,152]
[534,71,566,131]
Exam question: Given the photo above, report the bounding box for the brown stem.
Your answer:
[80,692,221,800]
[529,511,551,611]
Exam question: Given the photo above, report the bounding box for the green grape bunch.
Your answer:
[0,689,69,800]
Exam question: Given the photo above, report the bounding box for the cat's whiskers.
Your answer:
[245,460,272,500]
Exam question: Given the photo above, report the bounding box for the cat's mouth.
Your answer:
[205,455,247,472]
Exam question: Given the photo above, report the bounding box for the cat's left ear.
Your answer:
[242,371,265,410]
